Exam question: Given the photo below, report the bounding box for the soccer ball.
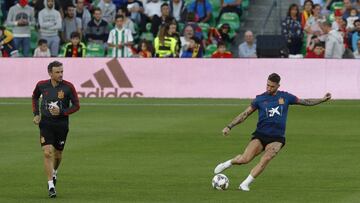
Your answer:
[212,174,229,190]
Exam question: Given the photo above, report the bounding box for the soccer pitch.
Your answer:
[0,98,359,203]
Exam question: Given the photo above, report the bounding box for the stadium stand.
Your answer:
[1,0,359,58]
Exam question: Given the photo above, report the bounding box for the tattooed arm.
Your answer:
[222,106,256,136]
[297,93,332,106]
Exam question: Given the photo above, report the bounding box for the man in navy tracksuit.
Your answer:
[32,61,80,198]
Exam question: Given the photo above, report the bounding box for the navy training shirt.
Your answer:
[251,91,299,138]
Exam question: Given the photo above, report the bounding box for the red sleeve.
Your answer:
[62,81,80,116]
[32,83,41,116]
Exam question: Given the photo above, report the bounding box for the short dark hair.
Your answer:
[115,14,124,21]
[217,41,226,48]
[321,21,332,28]
[93,7,102,14]
[70,31,81,39]
[38,39,48,46]
[48,61,63,73]
[354,19,360,27]
[161,3,169,8]
[314,42,325,49]
[268,73,281,83]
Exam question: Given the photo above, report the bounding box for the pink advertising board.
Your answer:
[0,58,359,99]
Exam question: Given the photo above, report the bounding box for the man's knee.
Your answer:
[43,146,54,159]
[233,155,252,164]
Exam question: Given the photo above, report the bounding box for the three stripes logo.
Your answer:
[77,58,143,98]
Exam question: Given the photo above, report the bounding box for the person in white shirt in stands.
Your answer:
[107,15,134,57]
[34,39,51,57]
[238,30,257,58]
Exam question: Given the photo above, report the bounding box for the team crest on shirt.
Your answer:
[278,98,284,104]
[58,90,64,99]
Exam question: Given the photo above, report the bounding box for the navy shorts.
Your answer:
[251,134,285,149]
[39,119,69,151]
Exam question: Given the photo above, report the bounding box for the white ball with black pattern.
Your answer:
[212,174,229,190]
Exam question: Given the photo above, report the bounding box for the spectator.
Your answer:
[113,0,127,9]
[208,23,234,45]
[353,39,360,58]
[238,30,256,58]
[117,6,136,35]
[33,38,51,57]
[154,23,178,57]
[180,36,202,57]
[354,0,360,12]
[38,0,62,56]
[64,31,86,57]
[342,0,357,19]
[180,24,195,56]
[6,0,35,57]
[305,39,325,58]
[98,0,116,24]
[282,4,303,55]
[75,0,91,32]
[211,41,233,58]
[144,0,162,20]
[346,8,359,30]
[32,0,61,20]
[304,4,326,46]
[351,19,360,51]
[126,0,144,24]
[300,0,313,28]
[151,3,175,36]
[332,9,343,30]
[322,21,345,58]
[169,0,187,22]
[62,4,82,43]
[187,0,212,23]
[300,0,325,7]
[0,26,18,57]
[86,7,109,44]
[169,20,181,56]
[107,15,134,57]
[137,40,153,57]
[217,0,242,23]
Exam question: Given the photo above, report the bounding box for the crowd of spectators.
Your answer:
[1,0,360,58]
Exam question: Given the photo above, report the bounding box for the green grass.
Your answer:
[0,98,359,203]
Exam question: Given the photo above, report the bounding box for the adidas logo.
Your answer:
[77,58,144,98]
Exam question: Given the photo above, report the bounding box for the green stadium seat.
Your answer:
[30,27,38,52]
[218,12,240,31]
[107,47,113,57]
[198,22,210,40]
[328,13,335,23]
[242,0,249,10]
[178,22,185,33]
[209,0,221,25]
[58,45,66,57]
[86,43,105,57]
[331,2,343,12]
[204,44,217,58]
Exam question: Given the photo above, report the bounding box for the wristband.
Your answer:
[227,125,232,130]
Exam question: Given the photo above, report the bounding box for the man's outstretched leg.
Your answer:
[239,142,283,191]
[43,145,56,198]
[214,139,263,174]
